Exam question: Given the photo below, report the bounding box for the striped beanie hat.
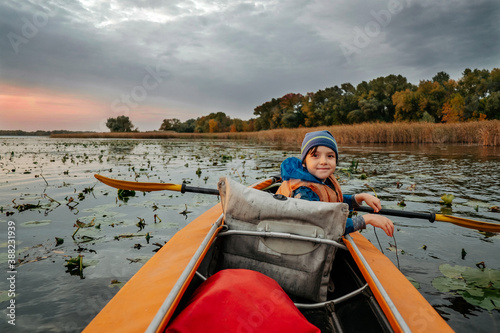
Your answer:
[300,130,339,163]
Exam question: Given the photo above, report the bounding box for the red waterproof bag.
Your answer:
[166,269,319,333]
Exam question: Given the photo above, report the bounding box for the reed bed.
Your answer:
[51,120,500,146]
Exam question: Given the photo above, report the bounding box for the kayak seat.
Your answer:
[213,177,348,303]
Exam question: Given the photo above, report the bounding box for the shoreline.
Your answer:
[47,120,500,146]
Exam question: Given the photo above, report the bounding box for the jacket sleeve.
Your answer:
[345,217,355,234]
[342,194,360,211]
[345,216,366,235]
[342,195,365,235]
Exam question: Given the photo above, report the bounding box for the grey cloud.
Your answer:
[0,0,497,124]
[382,0,499,77]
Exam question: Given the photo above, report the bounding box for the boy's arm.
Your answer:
[345,214,394,237]
[344,216,366,235]
[342,194,361,210]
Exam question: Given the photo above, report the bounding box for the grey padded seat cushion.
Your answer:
[217,177,348,302]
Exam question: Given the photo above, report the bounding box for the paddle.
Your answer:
[355,206,499,233]
[94,174,219,195]
[94,174,500,233]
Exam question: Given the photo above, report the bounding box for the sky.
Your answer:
[0,0,498,132]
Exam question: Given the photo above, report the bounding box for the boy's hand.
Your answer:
[364,214,394,237]
[356,193,382,212]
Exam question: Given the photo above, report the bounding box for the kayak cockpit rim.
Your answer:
[344,234,412,333]
[145,214,224,333]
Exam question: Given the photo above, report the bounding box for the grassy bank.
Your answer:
[51,120,500,146]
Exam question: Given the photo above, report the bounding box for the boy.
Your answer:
[277,130,394,237]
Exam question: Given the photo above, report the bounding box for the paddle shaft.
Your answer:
[189,184,440,223]
[356,206,435,222]
[182,184,219,195]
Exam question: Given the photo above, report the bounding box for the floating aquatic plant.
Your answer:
[440,194,455,206]
[65,255,86,277]
[136,217,146,231]
[406,184,416,191]
[432,264,500,311]
[109,279,124,288]
[179,204,191,218]
[75,218,95,228]
[72,218,96,239]
[12,199,43,212]
[117,189,136,202]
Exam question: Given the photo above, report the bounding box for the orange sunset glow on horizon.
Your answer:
[0,83,180,132]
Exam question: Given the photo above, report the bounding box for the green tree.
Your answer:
[279,93,304,128]
[106,116,134,132]
[392,89,421,121]
[159,118,181,131]
[250,67,497,126]
[415,81,447,121]
[432,71,450,85]
[319,86,345,125]
[253,98,280,130]
[361,75,413,122]
[483,91,500,120]
[177,119,196,133]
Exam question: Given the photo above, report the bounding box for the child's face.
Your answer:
[303,146,337,181]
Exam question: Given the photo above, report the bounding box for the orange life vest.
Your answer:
[276,176,343,203]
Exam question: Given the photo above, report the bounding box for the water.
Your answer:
[0,137,499,332]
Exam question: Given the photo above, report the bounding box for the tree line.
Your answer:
[106,68,499,133]
[0,130,94,136]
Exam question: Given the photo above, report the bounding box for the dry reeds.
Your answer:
[51,120,500,146]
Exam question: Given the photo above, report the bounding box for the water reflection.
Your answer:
[106,140,139,155]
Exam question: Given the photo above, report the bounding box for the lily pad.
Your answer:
[21,220,51,227]
[432,276,468,292]
[0,252,8,265]
[462,289,500,311]
[462,267,500,289]
[406,276,420,289]
[462,201,491,209]
[440,263,467,279]
[0,290,12,303]
[432,264,500,311]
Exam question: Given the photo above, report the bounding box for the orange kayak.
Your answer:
[83,177,453,333]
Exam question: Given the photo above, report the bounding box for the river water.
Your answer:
[0,137,499,332]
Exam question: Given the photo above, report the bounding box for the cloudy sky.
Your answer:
[0,0,498,131]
